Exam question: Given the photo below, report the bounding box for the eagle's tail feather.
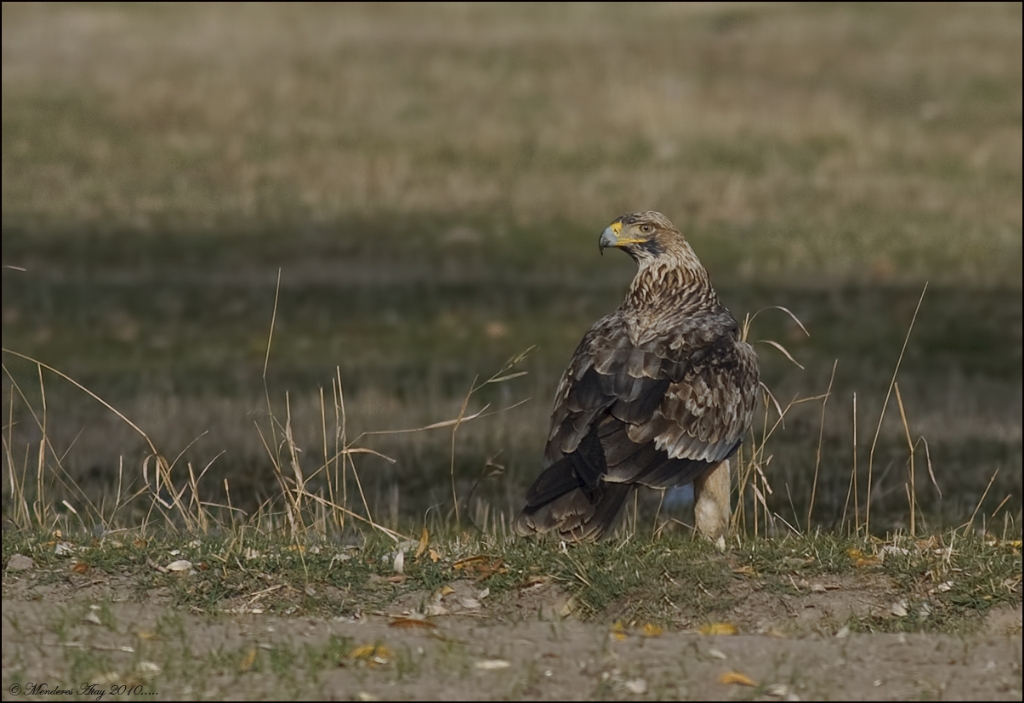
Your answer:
[515,459,631,541]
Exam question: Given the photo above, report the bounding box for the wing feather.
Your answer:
[544,309,757,479]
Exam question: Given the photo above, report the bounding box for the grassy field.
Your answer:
[2,2,1021,539]
[3,3,1021,280]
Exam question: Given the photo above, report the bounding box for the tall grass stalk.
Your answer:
[865,283,928,535]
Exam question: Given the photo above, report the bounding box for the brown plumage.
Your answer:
[515,211,759,546]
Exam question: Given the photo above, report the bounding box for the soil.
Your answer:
[2,567,1021,701]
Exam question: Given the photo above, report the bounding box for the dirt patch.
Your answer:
[3,566,1021,701]
[720,572,898,636]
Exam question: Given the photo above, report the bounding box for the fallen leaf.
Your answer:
[428,548,441,563]
[239,647,257,672]
[415,527,429,560]
[719,671,757,686]
[386,574,407,584]
[610,621,628,641]
[454,555,489,570]
[393,549,405,575]
[350,644,392,667]
[847,548,880,567]
[700,622,738,636]
[732,565,757,576]
[166,560,193,572]
[453,555,506,580]
[641,623,663,638]
[70,561,90,575]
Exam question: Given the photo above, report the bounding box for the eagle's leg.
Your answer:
[694,459,730,551]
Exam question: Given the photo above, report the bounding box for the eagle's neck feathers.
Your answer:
[621,240,718,319]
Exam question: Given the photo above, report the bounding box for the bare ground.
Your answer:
[3,567,1021,701]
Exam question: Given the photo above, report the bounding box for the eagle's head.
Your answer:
[598,210,685,261]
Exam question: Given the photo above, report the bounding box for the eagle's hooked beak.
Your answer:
[600,219,647,255]
[599,221,623,255]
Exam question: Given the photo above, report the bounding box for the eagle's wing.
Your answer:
[624,326,760,477]
[541,310,756,493]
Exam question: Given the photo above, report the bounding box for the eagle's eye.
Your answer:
[639,224,653,234]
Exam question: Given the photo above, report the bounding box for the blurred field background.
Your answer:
[2,2,1021,534]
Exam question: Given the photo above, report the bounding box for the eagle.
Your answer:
[515,211,759,548]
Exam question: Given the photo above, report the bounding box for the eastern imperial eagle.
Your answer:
[515,211,759,548]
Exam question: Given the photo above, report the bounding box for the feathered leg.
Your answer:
[694,459,730,551]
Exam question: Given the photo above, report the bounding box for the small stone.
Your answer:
[6,554,35,571]
[624,678,647,694]
[475,659,511,670]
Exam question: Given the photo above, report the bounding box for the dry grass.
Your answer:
[2,280,1016,545]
